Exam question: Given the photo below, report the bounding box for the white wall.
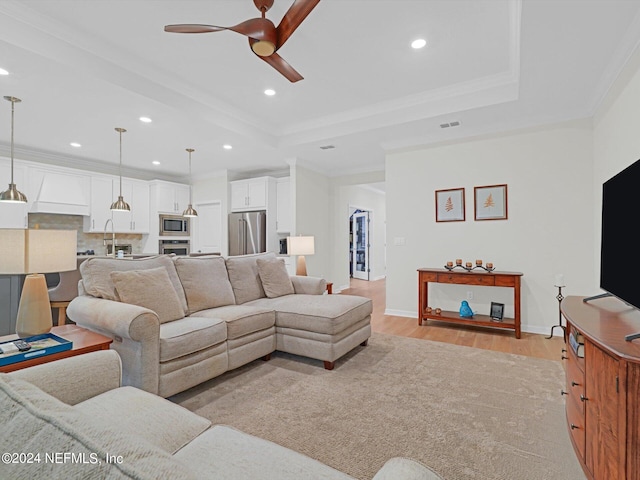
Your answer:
[593,47,640,286]
[294,166,332,279]
[385,121,594,335]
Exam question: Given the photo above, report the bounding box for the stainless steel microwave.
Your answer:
[159,214,190,236]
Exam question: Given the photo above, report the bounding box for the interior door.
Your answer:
[193,202,222,254]
[352,211,370,280]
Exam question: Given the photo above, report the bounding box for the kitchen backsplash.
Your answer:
[28,213,144,254]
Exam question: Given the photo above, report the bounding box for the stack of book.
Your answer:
[569,329,585,358]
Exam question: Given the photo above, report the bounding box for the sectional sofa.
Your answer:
[0,350,444,479]
[67,253,373,397]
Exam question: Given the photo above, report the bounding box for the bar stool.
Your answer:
[48,257,86,326]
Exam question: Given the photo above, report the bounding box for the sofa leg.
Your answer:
[262,354,271,361]
[323,361,335,370]
[361,339,368,347]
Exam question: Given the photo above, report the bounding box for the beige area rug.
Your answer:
[171,333,586,480]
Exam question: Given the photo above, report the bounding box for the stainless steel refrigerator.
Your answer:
[228,211,267,256]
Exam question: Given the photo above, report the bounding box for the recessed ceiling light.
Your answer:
[152,160,161,165]
[223,144,233,150]
[264,89,276,96]
[411,38,427,49]
[139,116,152,123]
[0,68,9,76]
[70,142,82,148]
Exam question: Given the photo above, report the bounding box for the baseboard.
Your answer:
[383,309,563,337]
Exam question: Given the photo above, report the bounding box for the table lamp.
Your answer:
[0,229,77,337]
[287,235,315,276]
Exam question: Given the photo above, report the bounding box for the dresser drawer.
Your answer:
[436,273,495,286]
[566,394,586,461]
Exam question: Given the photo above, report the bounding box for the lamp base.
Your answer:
[16,274,53,338]
[296,256,308,276]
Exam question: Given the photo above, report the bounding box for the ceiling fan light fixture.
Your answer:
[251,39,276,57]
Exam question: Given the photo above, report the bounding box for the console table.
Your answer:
[417,268,523,338]
[561,296,640,480]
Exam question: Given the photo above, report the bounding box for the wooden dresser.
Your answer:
[561,296,640,480]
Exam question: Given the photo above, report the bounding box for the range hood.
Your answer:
[30,171,90,216]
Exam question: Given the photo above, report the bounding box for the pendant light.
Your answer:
[110,127,130,211]
[0,96,27,203]
[183,148,198,217]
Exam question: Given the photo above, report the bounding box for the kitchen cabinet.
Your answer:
[276,177,291,233]
[83,175,114,233]
[153,181,190,214]
[230,177,270,211]
[112,179,150,233]
[0,160,28,228]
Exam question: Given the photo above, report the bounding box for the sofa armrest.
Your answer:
[67,295,162,395]
[373,458,444,480]
[290,276,327,295]
[8,350,122,405]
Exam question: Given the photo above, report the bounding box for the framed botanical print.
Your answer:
[435,187,465,222]
[474,184,508,221]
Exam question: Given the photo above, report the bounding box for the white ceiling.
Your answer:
[0,0,639,182]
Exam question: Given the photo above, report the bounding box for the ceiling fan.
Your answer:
[164,0,320,83]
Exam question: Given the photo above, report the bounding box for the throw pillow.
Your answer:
[225,252,275,304]
[110,267,184,323]
[174,256,236,315]
[256,257,294,298]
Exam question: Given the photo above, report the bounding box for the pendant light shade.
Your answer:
[183,148,198,217]
[0,96,27,203]
[110,127,130,212]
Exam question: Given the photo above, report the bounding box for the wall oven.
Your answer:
[159,239,190,256]
[159,214,190,236]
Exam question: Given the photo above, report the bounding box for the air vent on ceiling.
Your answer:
[440,121,461,129]
[319,145,335,150]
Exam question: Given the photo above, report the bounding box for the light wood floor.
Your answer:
[341,278,564,361]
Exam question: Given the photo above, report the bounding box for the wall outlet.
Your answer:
[466,291,473,300]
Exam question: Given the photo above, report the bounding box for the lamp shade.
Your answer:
[0,229,77,275]
[287,236,315,256]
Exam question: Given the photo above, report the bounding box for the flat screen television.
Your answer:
[596,158,640,341]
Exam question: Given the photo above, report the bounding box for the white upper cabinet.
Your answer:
[276,177,291,233]
[0,159,28,228]
[83,175,114,233]
[111,179,150,233]
[230,177,269,211]
[154,181,191,214]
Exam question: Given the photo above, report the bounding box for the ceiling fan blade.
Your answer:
[276,0,320,50]
[164,24,227,34]
[228,18,275,40]
[256,50,304,83]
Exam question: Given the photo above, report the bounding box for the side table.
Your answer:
[0,324,112,373]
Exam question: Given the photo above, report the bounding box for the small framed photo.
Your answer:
[490,302,505,322]
[474,184,508,221]
[435,187,465,222]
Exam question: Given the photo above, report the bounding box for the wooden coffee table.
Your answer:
[0,324,112,373]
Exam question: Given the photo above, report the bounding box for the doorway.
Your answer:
[350,209,370,280]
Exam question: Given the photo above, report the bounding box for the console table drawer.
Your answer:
[495,276,517,287]
[566,353,585,414]
[436,273,495,286]
[566,394,586,460]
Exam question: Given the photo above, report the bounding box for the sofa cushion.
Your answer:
[75,386,211,455]
[111,267,185,324]
[195,304,275,340]
[174,256,236,314]
[257,257,295,298]
[0,374,193,479]
[159,316,227,362]
[174,425,353,480]
[247,294,373,335]
[225,252,276,304]
[80,254,188,315]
